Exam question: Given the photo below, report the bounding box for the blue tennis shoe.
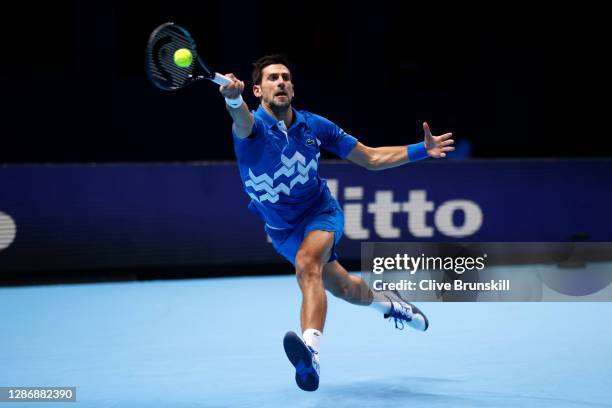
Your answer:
[283,331,320,391]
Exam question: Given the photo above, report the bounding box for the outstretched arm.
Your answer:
[219,73,254,139]
[346,122,454,171]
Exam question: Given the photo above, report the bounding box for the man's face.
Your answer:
[253,64,294,110]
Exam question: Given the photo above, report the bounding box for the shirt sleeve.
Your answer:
[312,114,359,159]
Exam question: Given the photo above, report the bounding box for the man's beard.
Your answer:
[269,96,291,115]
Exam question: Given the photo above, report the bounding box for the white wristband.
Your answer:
[225,95,243,109]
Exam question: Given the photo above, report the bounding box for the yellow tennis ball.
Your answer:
[173,48,193,68]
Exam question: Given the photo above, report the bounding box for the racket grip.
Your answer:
[211,73,231,86]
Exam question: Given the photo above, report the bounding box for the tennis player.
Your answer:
[219,55,454,391]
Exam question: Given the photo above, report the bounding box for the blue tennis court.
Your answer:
[1,272,610,408]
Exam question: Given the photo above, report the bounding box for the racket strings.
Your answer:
[147,24,199,90]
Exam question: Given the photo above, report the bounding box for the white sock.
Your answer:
[369,290,393,315]
[302,328,322,355]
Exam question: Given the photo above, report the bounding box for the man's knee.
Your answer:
[295,250,323,283]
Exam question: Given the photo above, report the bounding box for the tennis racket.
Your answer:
[146,22,230,91]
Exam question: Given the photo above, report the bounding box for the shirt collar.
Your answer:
[255,105,306,130]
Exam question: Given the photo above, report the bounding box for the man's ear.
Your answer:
[253,85,261,98]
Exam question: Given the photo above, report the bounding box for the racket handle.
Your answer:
[211,73,231,86]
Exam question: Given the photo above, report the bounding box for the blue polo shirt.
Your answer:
[233,105,358,229]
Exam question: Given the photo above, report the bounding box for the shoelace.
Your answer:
[307,346,320,371]
[385,298,413,330]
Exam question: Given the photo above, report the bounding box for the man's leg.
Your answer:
[323,260,429,331]
[294,230,335,332]
[322,260,373,306]
[322,260,393,313]
[283,229,334,392]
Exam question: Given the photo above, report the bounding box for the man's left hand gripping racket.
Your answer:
[146,22,230,91]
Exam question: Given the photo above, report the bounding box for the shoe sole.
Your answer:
[283,331,319,391]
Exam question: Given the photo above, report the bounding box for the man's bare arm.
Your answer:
[219,73,254,139]
[347,122,455,170]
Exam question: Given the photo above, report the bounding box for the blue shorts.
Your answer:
[264,198,344,266]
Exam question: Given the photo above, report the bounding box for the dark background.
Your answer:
[1,1,608,163]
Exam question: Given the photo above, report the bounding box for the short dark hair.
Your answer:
[251,54,292,85]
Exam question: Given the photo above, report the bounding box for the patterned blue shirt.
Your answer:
[233,105,358,229]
